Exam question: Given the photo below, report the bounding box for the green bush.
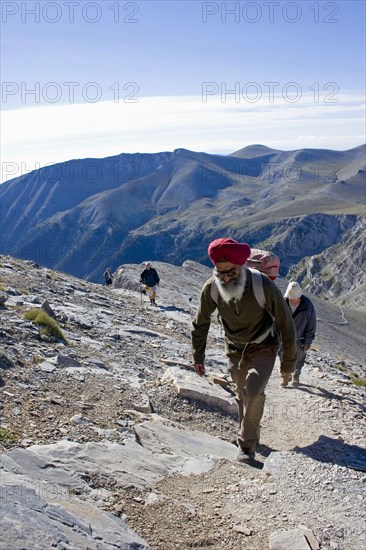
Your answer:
[351,377,366,387]
[24,308,65,342]
[0,428,18,443]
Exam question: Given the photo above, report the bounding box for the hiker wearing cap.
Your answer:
[281,281,317,387]
[104,267,113,287]
[140,262,160,306]
[191,238,296,464]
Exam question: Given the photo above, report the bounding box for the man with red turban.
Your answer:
[191,238,296,464]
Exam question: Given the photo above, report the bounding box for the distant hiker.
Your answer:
[281,281,317,387]
[140,262,160,306]
[104,267,113,287]
[191,238,296,464]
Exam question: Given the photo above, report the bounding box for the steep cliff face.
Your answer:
[120,213,358,271]
[288,217,366,310]
[263,214,357,272]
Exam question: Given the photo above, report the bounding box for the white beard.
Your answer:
[215,267,247,304]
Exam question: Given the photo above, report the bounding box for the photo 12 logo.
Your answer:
[1,158,141,185]
[201,81,340,103]
[1,1,140,24]
[1,81,140,105]
[201,160,340,186]
[201,2,340,24]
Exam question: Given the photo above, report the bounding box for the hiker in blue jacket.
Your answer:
[140,262,160,306]
[282,281,317,387]
[104,267,113,288]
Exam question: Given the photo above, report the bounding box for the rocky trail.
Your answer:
[0,256,365,550]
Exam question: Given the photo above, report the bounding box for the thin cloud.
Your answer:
[1,93,365,182]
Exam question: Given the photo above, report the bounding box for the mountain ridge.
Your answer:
[1,144,365,309]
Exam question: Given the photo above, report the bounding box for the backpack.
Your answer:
[246,249,280,280]
[210,268,275,344]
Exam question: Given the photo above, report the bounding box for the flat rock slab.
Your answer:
[1,470,150,550]
[0,415,239,549]
[4,439,171,489]
[135,414,236,463]
[269,528,314,549]
[161,367,237,415]
[4,415,236,487]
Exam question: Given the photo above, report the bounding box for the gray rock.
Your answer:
[297,525,320,550]
[0,470,150,549]
[39,361,57,372]
[134,414,236,461]
[7,287,21,296]
[161,367,237,415]
[269,529,313,549]
[56,355,81,369]
[41,299,57,319]
[26,295,42,304]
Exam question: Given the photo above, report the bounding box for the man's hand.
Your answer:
[280,370,292,388]
[194,363,205,377]
[301,344,310,351]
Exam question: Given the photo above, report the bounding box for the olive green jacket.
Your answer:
[191,270,297,373]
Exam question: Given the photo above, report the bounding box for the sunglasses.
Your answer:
[214,267,240,279]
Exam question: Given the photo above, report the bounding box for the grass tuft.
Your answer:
[0,427,19,443]
[351,377,366,387]
[24,308,66,342]
[334,363,347,372]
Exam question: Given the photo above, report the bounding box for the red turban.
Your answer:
[208,238,251,266]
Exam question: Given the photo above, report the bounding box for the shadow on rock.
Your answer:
[249,458,264,470]
[257,442,278,459]
[295,384,365,414]
[158,304,191,314]
[0,352,15,371]
[293,434,366,471]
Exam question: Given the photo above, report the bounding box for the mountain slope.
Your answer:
[0,255,365,550]
[1,145,365,308]
[0,151,172,245]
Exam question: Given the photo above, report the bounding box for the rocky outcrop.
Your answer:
[288,216,366,310]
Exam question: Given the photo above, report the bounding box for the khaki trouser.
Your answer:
[145,285,158,300]
[226,337,279,451]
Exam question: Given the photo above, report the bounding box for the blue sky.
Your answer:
[1,0,365,181]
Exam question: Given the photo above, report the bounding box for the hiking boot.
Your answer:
[235,436,260,448]
[237,448,255,464]
[281,373,292,387]
[292,374,300,387]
